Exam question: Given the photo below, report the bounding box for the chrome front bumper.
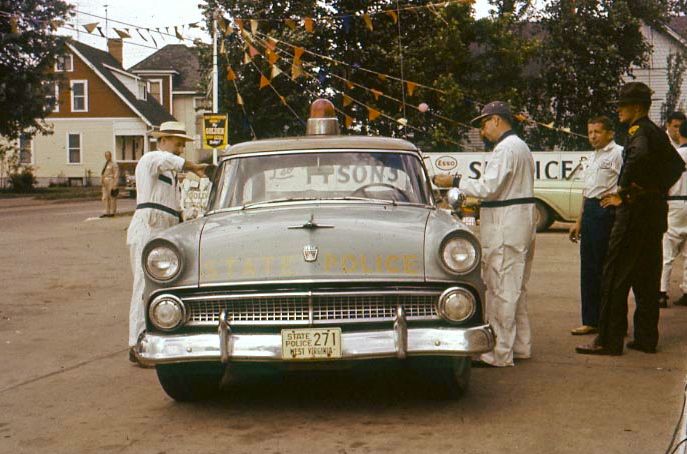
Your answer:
[137,323,495,366]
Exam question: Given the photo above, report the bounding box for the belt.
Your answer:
[136,202,180,218]
[481,197,537,208]
[667,196,687,201]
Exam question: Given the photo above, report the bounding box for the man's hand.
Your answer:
[432,174,459,188]
[600,193,622,208]
[569,220,581,243]
[192,163,209,178]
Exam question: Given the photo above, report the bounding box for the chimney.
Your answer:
[107,38,123,65]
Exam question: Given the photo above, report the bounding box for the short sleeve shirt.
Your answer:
[134,150,185,210]
[582,141,623,199]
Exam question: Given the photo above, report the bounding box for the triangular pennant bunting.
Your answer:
[250,19,258,34]
[174,26,183,40]
[343,94,353,107]
[285,19,297,30]
[243,53,252,64]
[362,14,373,31]
[267,50,279,65]
[83,22,98,33]
[406,81,417,96]
[114,28,131,38]
[371,89,383,100]
[137,28,148,41]
[303,17,314,33]
[237,93,244,105]
[271,65,282,79]
[346,81,354,90]
[377,73,387,82]
[368,107,381,121]
[345,115,353,128]
[235,18,244,32]
[294,47,304,65]
[291,64,304,80]
[259,74,270,89]
[226,66,236,81]
[248,45,260,58]
[96,26,106,38]
[386,10,398,24]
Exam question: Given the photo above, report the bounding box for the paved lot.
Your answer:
[0,198,686,454]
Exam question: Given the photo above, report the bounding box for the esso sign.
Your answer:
[435,155,458,171]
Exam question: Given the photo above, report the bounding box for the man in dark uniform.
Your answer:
[576,82,684,355]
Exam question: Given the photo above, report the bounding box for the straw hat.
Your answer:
[151,121,194,141]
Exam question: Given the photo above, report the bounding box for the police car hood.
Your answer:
[199,203,429,284]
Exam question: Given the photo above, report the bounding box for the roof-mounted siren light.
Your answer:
[306,99,340,136]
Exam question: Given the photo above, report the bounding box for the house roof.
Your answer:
[67,40,175,126]
[128,44,201,92]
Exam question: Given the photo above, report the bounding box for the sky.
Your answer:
[61,0,497,68]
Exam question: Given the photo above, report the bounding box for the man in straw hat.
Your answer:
[434,101,536,367]
[576,82,684,356]
[126,121,208,365]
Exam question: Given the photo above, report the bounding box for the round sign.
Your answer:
[435,156,458,171]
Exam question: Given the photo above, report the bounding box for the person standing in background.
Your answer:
[569,116,623,335]
[100,151,119,218]
[660,121,687,307]
[666,112,686,149]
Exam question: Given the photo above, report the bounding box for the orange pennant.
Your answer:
[291,64,304,80]
[345,115,353,128]
[294,47,304,65]
[377,73,387,82]
[237,93,244,105]
[235,18,244,32]
[303,17,314,33]
[368,107,381,121]
[362,14,373,31]
[266,37,277,51]
[406,81,417,97]
[268,50,279,65]
[371,89,383,100]
[385,10,398,24]
[285,19,297,30]
[259,74,270,89]
[346,80,354,90]
[280,95,287,106]
[83,22,98,33]
[249,45,260,58]
[343,94,353,107]
[226,66,236,81]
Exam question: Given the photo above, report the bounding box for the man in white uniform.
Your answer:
[434,101,536,367]
[660,121,687,307]
[127,121,207,364]
[568,116,623,334]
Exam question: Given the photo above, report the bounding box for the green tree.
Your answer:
[199,0,538,151]
[0,0,72,140]
[660,50,687,123]
[530,0,666,149]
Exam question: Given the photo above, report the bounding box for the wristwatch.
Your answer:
[452,174,461,187]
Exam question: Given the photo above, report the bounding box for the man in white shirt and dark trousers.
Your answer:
[127,121,208,365]
[569,116,623,335]
[666,111,685,150]
[434,101,536,367]
[660,120,687,307]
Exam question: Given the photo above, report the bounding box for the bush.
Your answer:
[9,167,37,193]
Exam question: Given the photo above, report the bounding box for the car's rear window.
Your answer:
[208,151,431,209]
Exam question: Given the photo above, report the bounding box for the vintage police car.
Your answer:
[137,101,495,401]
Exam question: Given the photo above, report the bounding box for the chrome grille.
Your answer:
[181,291,439,326]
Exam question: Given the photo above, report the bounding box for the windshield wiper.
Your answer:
[240,197,320,210]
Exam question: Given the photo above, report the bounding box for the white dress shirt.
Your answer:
[667,145,687,207]
[582,141,623,199]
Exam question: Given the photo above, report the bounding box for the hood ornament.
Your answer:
[288,213,334,230]
[303,245,319,262]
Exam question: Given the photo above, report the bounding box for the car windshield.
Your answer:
[208,150,432,210]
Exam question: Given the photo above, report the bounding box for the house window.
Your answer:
[67,133,81,164]
[149,80,163,104]
[70,80,88,112]
[55,54,73,72]
[44,81,59,112]
[19,133,32,164]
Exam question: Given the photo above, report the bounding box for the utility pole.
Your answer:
[104,3,109,37]
[212,13,219,165]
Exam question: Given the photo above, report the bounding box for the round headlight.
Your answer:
[145,245,181,281]
[440,234,479,274]
[438,288,476,323]
[149,295,186,331]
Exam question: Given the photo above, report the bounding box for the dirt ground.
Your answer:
[0,198,686,454]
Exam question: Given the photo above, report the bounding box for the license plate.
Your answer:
[281,328,342,360]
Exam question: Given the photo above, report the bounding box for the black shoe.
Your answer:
[626,341,656,353]
[575,343,623,356]
[659,292,668,308]
[675,294,687,306]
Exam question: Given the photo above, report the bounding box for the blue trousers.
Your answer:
[580,198,615,327]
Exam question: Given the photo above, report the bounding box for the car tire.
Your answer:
[408,356,471,399]
[156,362,225,402]
[535,200,554,232]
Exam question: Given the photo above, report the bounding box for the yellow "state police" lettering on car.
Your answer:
[200,254,421,279]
